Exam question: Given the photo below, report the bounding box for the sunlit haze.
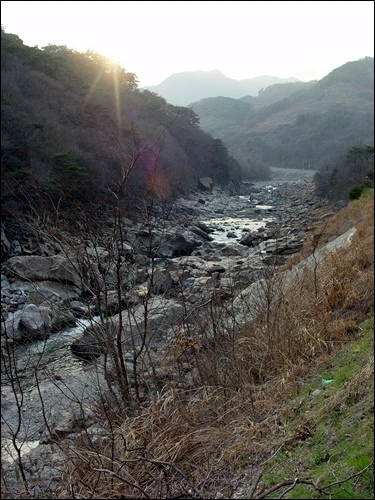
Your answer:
[1,1,374,87]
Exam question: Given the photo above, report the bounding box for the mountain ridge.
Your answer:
[189,57,374,178]
[142,69,299,106]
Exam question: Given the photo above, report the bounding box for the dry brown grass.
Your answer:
[288,192,374,265]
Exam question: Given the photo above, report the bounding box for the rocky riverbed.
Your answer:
[1,174,342,496]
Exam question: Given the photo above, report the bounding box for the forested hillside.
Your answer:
[191,58,374,180]
[1,28,241,221]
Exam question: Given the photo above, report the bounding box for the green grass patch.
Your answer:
[258,314,374,499]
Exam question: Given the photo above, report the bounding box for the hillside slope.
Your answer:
[1,28,241,223]
[191,58,374,178]
[215,190,375,498]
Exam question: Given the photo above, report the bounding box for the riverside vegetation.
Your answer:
[1,186,373,498]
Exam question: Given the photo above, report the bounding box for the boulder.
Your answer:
[2,304,53,342]
[3,255,83,288]
[198,177,214,191]
[70,339,102,361]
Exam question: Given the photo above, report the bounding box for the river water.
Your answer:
[1,198,279,393]
[1,317,99,392]
[201,203,275,243]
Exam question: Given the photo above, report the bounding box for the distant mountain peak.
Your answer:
[142,70,299,106]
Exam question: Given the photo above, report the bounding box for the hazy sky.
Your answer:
[1,1,374,87]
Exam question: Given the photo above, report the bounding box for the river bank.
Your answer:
[1,174,341,496]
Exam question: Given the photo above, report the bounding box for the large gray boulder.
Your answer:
[3,255,83,288]
[198,177,214,191]
[74,297,185,357]
[1,304,53,342]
